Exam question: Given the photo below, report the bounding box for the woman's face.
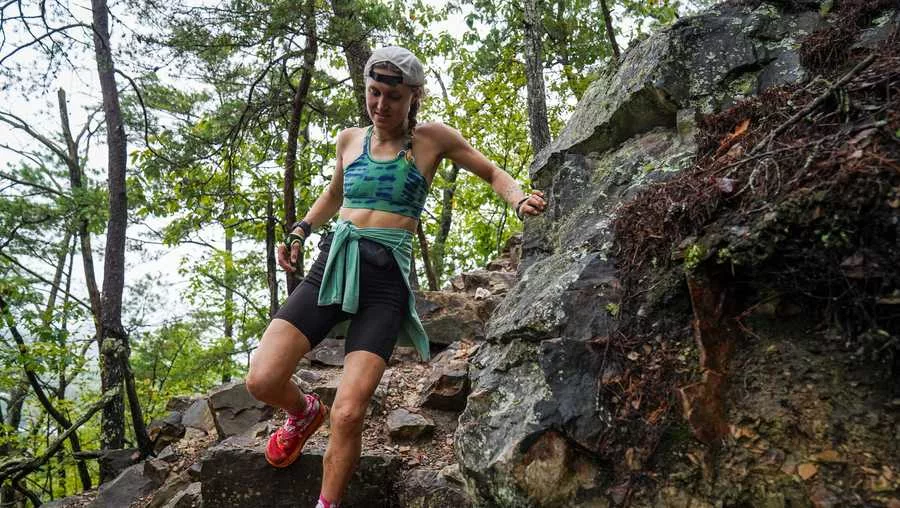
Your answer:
[366,68,415,131]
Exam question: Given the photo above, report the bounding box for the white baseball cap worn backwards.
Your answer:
[364,46,426,87]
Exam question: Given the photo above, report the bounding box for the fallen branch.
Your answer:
[0,386,120,482]
[751,54,876,154]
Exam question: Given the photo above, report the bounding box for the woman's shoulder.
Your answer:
[414,121,464,145]
[336,126,367,145]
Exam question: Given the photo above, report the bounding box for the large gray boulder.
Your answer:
[530,3,820,180]
[199,435,400,507]
[458,2,825,507]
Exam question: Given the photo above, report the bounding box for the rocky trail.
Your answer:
[43,240,522,508]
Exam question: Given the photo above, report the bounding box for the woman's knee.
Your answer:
[245,320,308,401]
[244,368,281,402]
[330,400,367,433]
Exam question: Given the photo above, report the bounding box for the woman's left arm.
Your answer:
[437,124,546,218]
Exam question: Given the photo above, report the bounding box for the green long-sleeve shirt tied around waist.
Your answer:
[318,219,430,361]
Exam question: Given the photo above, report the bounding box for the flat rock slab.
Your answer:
[162,482,201,508]
[208,382,273,439]
[200,435,401,507]
[394,468,471,508]
[415,291,488,345]
[181,398,215,433]
[90,460,168,508]
[387,408,435,442]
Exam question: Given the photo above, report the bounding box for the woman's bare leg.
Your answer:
[320,350,386,502]
[246,318,313,413]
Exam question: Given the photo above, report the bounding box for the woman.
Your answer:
[245,46,546,508]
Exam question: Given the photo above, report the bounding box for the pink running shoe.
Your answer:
[265,394,328,468]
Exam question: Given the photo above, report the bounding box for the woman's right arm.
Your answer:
[278,129,350,272]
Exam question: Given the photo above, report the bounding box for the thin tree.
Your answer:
[329,0,372,126]
[90,0,153,473]
[522,0,552,153]
[283,0,319,293]
[599,0,621,62]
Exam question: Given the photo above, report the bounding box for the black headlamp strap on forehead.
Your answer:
[369,68,404,86]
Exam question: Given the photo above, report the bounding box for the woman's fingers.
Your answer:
[290,239,304,267]
[526,191,547,215]
[276,244,295,272]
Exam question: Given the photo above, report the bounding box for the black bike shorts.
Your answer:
[273,232,406,363]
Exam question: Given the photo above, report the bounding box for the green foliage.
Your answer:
[131,321,232,419]
[683,243,707,271]
[606,302,621,318]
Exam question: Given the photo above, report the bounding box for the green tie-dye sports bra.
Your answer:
[342,126,429,219]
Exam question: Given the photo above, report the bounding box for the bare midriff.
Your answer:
[339,207,418,233]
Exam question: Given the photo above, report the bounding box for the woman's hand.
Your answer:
[516,190,547,219]
[277,228,306,273]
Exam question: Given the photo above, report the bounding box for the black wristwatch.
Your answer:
[291,220,312,238]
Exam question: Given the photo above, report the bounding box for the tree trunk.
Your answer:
[90,0,151,477]
[58,89,102,336]
[522,0,552,153]
[1,380,27,508]
[57,90,101,490]
[330,0,371,126]
[223,224,234,383]
[408,252,419,290]
[0,379,27,506]
[599,0,621,63]
[284,0,318,293]
[433,163,459,285]
[429,76,460,286]
[266,195,279,318]
[43,231,72,324]
[416,222,438,291]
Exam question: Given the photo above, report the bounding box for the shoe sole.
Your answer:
[265,403,329,468]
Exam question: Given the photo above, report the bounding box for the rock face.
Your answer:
[530,3,819,180]
[200,435,400,507]
[456,2,829,507]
